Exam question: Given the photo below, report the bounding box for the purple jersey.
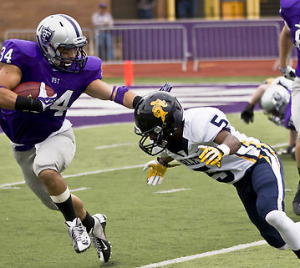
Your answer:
[280,0,300,77]
[0,39,102,146]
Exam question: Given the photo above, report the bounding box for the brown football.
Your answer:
[13,82,55,99]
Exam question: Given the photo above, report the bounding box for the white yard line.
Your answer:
[70,187,91,192]
[0,164,144,189]
[0,142,290,189]
[0,181,26,189]
[134,240,267,268]
[271,143,288,148]
[154,188,191,194]
[63,164,144,178]
[95,143,134,150]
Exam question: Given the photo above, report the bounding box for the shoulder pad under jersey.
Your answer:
[0,39,43,69]
[83,56,103,79]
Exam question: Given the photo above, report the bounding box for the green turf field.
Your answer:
[0,109,299,268]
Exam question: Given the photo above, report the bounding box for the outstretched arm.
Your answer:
[85,80,174,109]
[85,79,138,109]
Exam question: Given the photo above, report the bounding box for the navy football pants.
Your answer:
[234,156,286,248]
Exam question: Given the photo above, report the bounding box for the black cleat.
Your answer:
[90,214,112,263]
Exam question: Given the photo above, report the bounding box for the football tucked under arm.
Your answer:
[13,81,55,99]
[14,81,57,112]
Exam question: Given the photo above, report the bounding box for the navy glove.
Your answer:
[241,103,254,124]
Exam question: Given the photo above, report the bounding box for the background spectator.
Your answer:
[137,0,155,19]
[92,2,114,60]
[176,0,198,18]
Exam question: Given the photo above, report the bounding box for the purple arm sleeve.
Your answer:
[113,86,129,105]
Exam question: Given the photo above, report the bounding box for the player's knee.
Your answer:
[33,163,54,177]
[265,210,287,229]
[33,159,57,177]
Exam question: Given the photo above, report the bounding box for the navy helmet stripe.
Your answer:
[60,14,80,37]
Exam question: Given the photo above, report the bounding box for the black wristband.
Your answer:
[133,95,142,108]
[15,95,43,112]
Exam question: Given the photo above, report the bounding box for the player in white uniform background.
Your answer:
[134,90,300,261]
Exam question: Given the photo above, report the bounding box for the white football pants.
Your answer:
[12,128,76,210]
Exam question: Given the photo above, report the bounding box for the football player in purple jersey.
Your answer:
[241,76,297,160]
[279,0,300,216]
[0,14,147,263]
[134,90,300,261]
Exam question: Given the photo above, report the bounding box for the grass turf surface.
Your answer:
[0,111,299,267]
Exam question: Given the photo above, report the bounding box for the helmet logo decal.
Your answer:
[273,92,282,102]
[40,26,54,45]
[150,99,168,122]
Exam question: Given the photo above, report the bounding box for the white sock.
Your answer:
[50,187,71,203]
[266,210,300,251]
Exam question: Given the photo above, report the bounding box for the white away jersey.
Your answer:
[163,107,273,184]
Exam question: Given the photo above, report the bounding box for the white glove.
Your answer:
[37,82,57,111]
[143,159,179,186]
[279,66,296,81]
[198,144,230,168]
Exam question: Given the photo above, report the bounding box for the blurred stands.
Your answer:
[1,0,287,76]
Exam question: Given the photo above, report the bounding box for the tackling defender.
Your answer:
[134,90,300,261]
[0,14,149,263]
